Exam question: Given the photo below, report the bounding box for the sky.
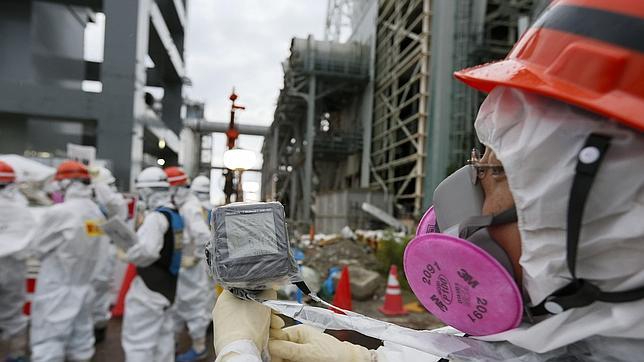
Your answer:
[184,0,327,124]
[184,0,327,202]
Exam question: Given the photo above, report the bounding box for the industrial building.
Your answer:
[262,0,546,231]
[0,0,188,189]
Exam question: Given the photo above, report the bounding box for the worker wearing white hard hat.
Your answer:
[0,160,33,362]
[29,161,109,362]
[191,175,213,210]
[88,165,128,343]
[164,168,213,362]
[120,166,184,362]
[211,1,644,360]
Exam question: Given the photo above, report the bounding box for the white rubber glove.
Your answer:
[213,289,276,361]
[268,322,378,362]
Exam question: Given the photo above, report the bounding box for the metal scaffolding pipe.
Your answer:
[302,75,316,224]
[183,118,269,136]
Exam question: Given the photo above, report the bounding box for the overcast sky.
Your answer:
[184,0,327,125]
[184,0,327,202]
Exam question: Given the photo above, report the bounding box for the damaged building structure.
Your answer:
[261,0,547,233]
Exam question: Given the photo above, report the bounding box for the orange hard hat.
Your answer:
[454,0,644,132]
[54,160,90,181]
[0,160,16,184]
[164,166,189,187]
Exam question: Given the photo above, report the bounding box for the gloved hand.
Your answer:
[213,289,276,360]
[268,322,377,362]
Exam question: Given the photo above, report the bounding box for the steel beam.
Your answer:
[149,1,185,81]
[0,82,100,120]
[100,0,151,190]
[302,75,316,224]
[183,119,269,136]
[424,0,455,209]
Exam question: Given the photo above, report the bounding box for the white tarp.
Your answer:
[0,154,55,183]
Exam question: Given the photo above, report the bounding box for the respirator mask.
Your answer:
[137,187,169,210]
[404,153,524,336]
[205,202,305,299]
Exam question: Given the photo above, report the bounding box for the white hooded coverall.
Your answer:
[29,183,108,362]
[0,186,32,358]
[173,192,213,343]
[121,197,180,362]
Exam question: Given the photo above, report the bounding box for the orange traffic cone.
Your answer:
[379,265,408,316]
[111,264,137,317]
[332,265,352,313]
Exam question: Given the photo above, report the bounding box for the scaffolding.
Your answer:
[325,0,373,42]
[261,36,369,227]
[371,0,431,218]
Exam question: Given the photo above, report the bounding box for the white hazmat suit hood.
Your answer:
[63,180,93,200]
[474,87,644,352]
[139,188,172,210]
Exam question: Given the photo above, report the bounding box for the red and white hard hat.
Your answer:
[54,160,90,182]
[164,166,189,187]
[454,0,644,132]
[0,161,16,185]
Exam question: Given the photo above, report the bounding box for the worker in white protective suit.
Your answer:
[121,167,184,362]
[191,175,214,213]
[211,1,644,360]
[0,161,33,362]
[164,168,214,362]
[89,166,127,343]
[29,160,109,362]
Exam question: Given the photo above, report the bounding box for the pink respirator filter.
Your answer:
[404,233,523,336]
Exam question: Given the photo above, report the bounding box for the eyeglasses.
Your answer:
[467,148,505,184]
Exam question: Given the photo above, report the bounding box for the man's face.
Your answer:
[478,148,523,283]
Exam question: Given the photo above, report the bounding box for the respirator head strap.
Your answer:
[458,207,517,239]
[543,133,623,314]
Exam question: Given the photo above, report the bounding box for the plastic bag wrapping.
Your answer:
[206,202,300,291]
[262,298,468,358]
[262,299,644,361]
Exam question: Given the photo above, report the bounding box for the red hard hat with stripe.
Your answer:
[164,166,189,187]
[0,160,16,185]
[54,160,90,181]
[454,0,644,132]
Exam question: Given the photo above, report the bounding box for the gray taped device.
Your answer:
[206,202,305,295]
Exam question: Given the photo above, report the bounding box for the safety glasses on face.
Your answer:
[468,148,505,185]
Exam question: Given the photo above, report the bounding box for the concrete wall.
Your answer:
[348,0,378,188]
[315,188,389,234]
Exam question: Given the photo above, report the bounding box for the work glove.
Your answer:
[268,320,378,362]
[213,289,276,360]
